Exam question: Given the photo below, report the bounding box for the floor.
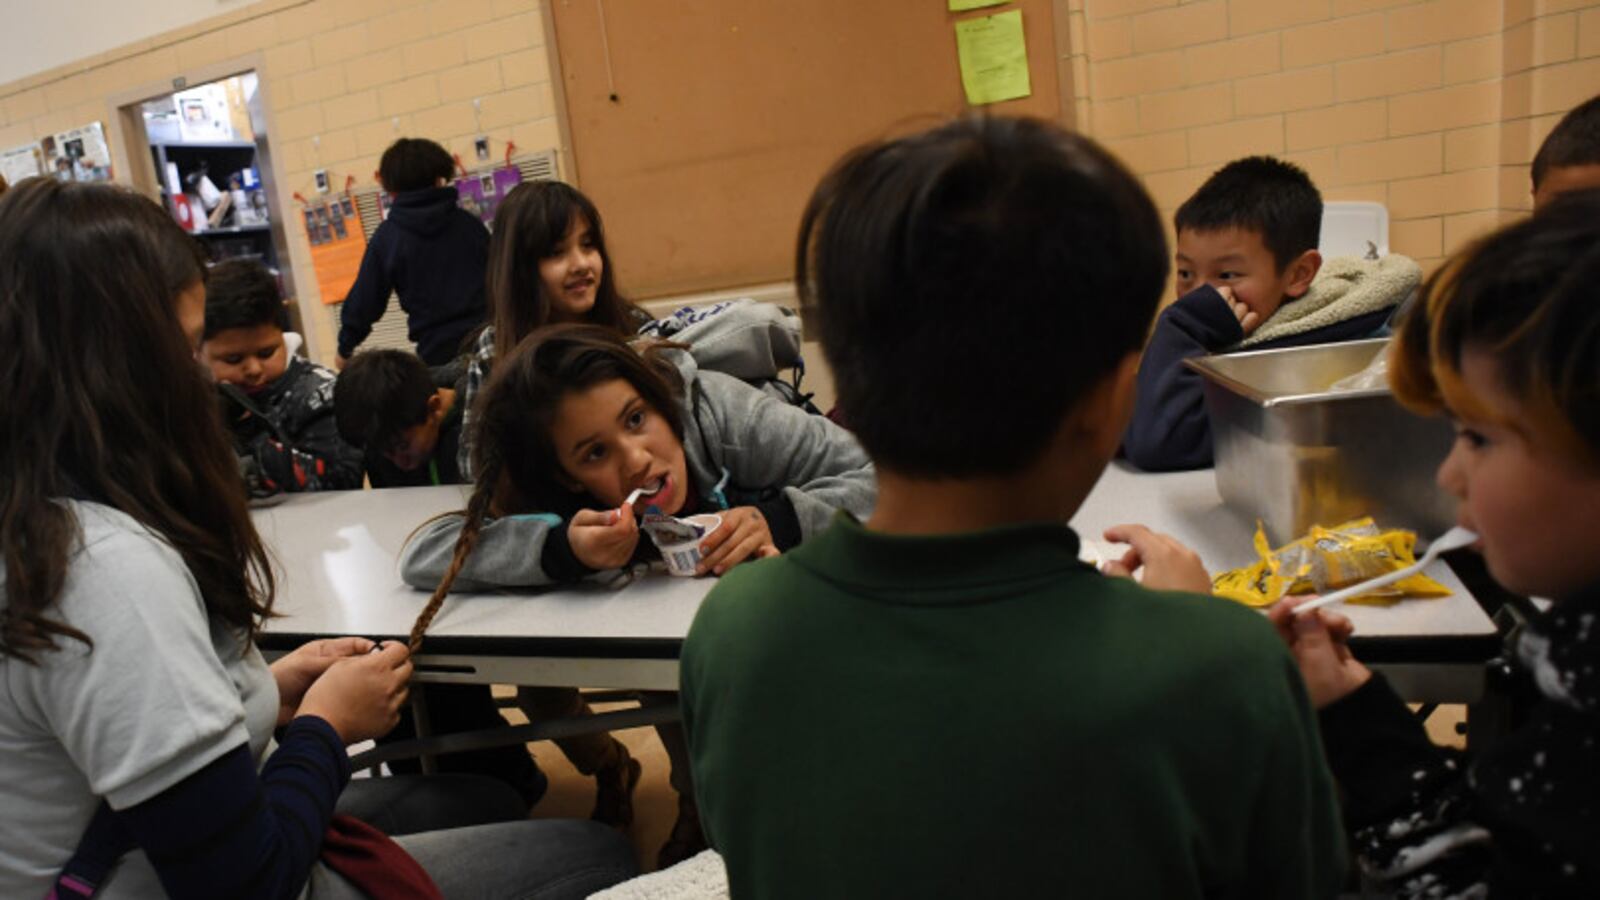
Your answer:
[496,688,681,873]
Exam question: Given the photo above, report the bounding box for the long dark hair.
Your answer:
[409,324,683,648]
[0,179,274,663]
[485,180,644,363]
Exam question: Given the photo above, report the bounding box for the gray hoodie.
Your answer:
[400,348,874,592]
[458,299,808,478]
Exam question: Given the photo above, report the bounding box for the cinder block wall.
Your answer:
[1059,0,1600,277]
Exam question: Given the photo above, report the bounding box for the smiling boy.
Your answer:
[202,259,363,494]
[1123,156,1417,471]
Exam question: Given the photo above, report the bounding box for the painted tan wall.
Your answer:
[3,0,1597,362]
[0,0,562,362]
[1063,0,1600,278]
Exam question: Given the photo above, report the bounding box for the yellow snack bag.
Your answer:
[1212,518,1451,608]
[1209,557,1273,605]
[1209,522,1296,607]
[1307,523,1452,605]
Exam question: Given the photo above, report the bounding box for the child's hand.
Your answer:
[1216,285,1261,335]
[296,641,412,744]
[270,636,377,726]
[697,506,776,575]
[569,503,641,570]
[1100,524,1212,593]
[1267,598,1371,709]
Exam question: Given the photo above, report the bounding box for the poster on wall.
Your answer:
[455,175,486,221]
[1,144,43,185]
[455,165,523,226]
[41,122,113,183]
[302,192,369,306]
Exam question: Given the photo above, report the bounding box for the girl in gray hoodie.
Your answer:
[401,323,874,867]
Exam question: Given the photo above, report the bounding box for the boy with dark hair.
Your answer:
[201,259,364,494]
[334,349,464,487]
[679,117,1344,897]
[1532,93,1600,209]
[336,137,489,368]
[1123,155,1417,471]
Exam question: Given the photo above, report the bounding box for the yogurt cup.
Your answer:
[643,513,723,576]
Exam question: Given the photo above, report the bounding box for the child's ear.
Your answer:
[1068,351,1142,459]
[427,390,446,425]
[1284,249,1322,299]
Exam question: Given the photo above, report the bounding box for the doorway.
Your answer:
[117,68,303,335]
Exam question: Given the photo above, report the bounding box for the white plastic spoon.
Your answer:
[1292,526,1478,616]
[623,487,646,508]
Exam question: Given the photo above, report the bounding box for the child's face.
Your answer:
[539,215,603,322]
[1437,350,1600,598]
[549,377,688,515]
[1175,227,1315,323]
[384,392,447,471]
[1533,163,1600,210]
[201,323,288,393]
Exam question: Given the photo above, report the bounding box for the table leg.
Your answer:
[411,691,438,775]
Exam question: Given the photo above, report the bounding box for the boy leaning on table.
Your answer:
[1122,156,1420,471]
[678,116,1345,899]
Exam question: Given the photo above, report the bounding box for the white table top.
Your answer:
[1072,463,1498,644]
[255,467,1497,660]
[253,486,713,654]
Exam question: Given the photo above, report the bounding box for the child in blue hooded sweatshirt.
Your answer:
[1123,156,1419,471]
[337,138,488,367]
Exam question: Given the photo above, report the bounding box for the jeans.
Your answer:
[306,774,638,899]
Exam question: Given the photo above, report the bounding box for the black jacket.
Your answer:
[1122,284,1393,471]
[337,187,489,365]
[1319,589,1600,897]
[223,356,364,494]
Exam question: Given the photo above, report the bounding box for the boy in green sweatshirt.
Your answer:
[680,117,1346,899]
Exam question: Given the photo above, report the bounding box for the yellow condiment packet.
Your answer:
[1212,518,1451,608]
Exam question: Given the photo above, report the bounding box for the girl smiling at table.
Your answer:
[457,180,818,481]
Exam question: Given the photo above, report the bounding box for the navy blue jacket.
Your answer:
[1122,284,1394,472]
[337,187,489,365]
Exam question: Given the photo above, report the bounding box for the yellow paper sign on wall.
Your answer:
[954,10,1031,105]
[948,0,1007,11]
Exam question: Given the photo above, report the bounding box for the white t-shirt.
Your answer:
[0,501,279,898]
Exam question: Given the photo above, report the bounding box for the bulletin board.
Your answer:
[548,0,1066,299]
[306,193,367,306]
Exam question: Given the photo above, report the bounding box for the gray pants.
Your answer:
[306,774,638,899]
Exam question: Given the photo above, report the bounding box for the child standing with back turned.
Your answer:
[337,137,489,367]
[679,117,1344,898]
